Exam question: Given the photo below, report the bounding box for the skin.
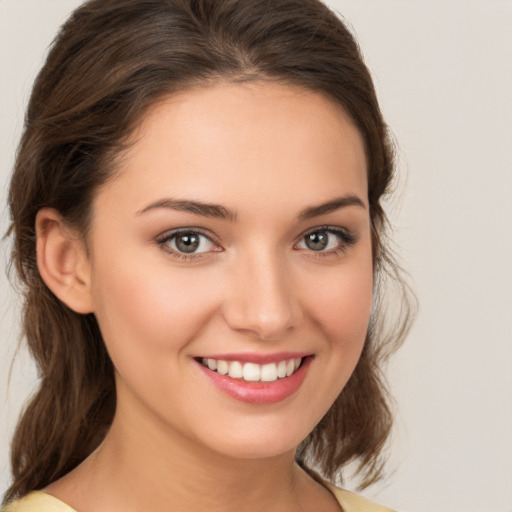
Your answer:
[41,82,373,512]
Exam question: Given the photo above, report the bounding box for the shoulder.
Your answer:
[1,492,77,512]
[325,483,396,512]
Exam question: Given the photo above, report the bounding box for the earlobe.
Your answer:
[36,208,94,314]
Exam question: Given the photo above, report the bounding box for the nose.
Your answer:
[222,249,302,341]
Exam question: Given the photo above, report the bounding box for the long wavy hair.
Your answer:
[4,0,414,503]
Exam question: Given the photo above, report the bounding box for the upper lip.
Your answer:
[195,351,312,365]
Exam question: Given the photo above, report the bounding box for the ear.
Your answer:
[36,208,94,314]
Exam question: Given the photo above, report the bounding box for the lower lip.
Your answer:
[196,357,312,405]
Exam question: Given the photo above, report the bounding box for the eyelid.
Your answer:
[156,227,222,259]
[157,226,217,240]
[294,225,358,253]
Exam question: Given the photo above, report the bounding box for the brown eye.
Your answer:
[296,227,357,254]
[304,231,329,251]
[160,231,216,255]
[175,233,200,253]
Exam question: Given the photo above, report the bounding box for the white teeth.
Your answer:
[243,363,260,382]
[228,361,243,378]
[277,360,287,378]
[217,360,229,375]
[286,359,295,377]
[200,357,304,382]
[260,363,278,382]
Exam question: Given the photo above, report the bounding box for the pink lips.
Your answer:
[195,353,313,405]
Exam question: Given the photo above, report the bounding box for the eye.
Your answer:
[296,227,356,253]
[157,229,218,256]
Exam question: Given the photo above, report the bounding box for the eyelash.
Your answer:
[156,228,219,262]
[156,225,357,261]
[296,226,358,258]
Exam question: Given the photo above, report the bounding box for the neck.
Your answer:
[98,416,302,512]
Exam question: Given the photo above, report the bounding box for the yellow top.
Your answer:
[2,488,394,512]
[325,483,395,512]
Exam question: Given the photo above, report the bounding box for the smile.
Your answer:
[195,353,313,404]
[199,357,303,382]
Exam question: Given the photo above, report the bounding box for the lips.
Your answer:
[195,353,313,404]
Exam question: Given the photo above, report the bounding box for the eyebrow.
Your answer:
[137,198,238,221]
[137,194,366,222]
[298,194,366,220]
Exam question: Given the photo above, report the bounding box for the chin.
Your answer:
[191,415,314,461]
[211,436,299,461]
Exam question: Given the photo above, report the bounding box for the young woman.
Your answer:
[2,0,412,510]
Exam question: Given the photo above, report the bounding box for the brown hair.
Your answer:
[4,0,413,503]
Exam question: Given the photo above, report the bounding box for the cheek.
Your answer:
[89,261,223,424]
[90,253,221,363]
[306,259,374,347]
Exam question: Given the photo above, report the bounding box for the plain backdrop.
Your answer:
[1,1,511,511]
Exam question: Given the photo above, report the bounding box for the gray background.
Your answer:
[1,1,511,510]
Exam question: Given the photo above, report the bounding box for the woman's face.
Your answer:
[85,82,373,459]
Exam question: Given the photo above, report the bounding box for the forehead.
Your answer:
[97,82,368,217]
